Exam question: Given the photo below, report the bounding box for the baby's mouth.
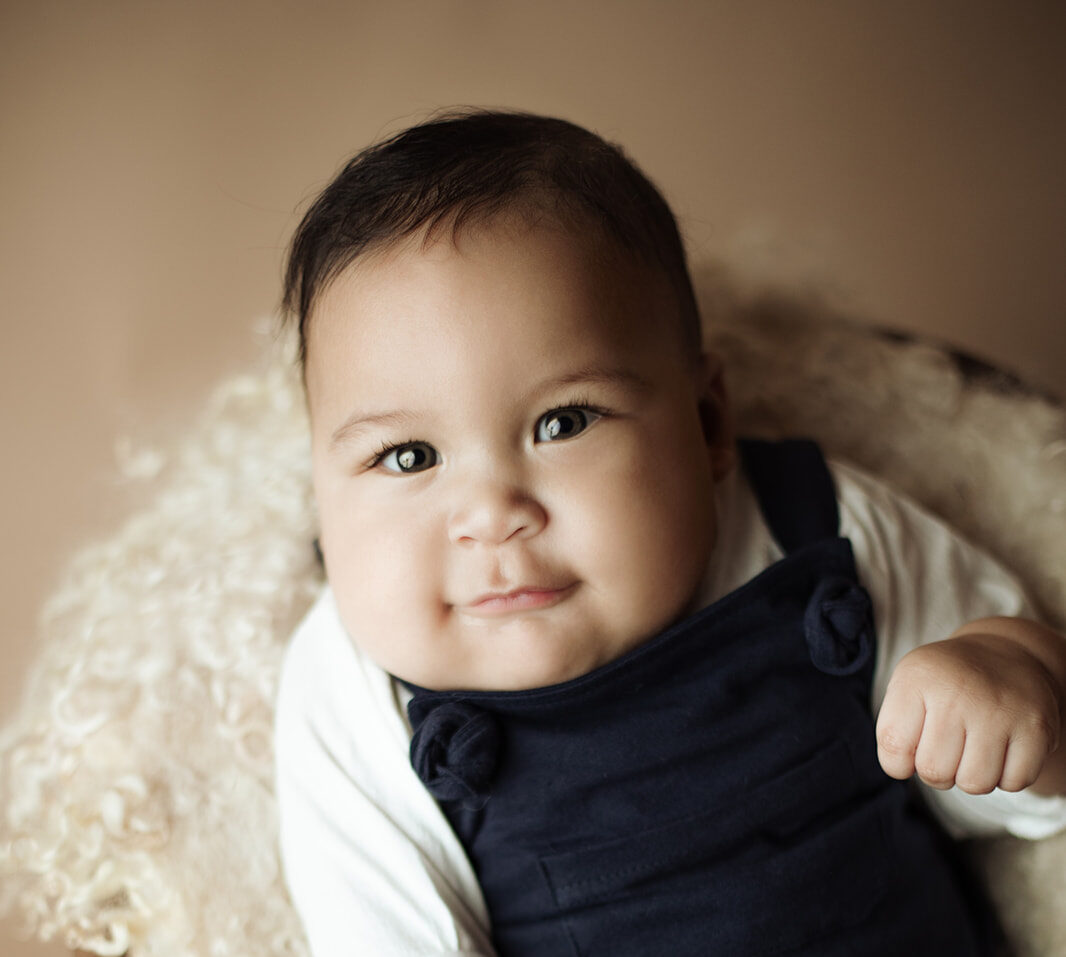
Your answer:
[461,583,577,617]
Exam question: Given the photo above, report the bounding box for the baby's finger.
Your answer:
[999,736,1049,793]
[875,687,925,780]
[954,734,1007,795]
[912,715,965,790]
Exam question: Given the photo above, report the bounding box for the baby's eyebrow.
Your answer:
[533,365,653,397]
[329,409,417,451]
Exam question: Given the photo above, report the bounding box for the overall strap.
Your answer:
[738,438,840,554]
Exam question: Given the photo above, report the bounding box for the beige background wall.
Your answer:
[2,1,1063,952]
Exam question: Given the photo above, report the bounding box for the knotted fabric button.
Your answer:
[803,575,874,675]
[409,701,501,807]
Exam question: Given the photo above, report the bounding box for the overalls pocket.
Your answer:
[538,739,891,957]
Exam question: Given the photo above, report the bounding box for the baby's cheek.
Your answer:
[590,513,696,632]
[329,570,416,678]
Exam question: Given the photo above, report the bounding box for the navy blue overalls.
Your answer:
[406,439,994,956]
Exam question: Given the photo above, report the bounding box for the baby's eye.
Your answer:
[535,407,601,443]
[377,441,438,474]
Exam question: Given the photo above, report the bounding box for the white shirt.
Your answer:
[275,460,1066,956]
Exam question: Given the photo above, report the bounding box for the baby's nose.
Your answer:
[447,479,547,546]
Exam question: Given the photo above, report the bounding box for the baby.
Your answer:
[274,110,1066,956]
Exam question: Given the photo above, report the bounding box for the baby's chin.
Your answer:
[396,628,655,694]
[395,655,596,694]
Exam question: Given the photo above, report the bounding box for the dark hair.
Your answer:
[282,109,701,365]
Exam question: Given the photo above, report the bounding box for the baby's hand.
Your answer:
[876,628,1062,794]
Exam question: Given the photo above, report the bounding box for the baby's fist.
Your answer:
[876,632,1061,795]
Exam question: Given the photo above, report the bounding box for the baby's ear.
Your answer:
[697,352,735,479]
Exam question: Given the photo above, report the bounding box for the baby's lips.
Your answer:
[462,583,578,616]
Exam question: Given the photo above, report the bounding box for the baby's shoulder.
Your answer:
[827,457,966,560]
[276,587,407,773]
[826,455,1034,626]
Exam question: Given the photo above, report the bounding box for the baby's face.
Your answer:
[306,216,730,690]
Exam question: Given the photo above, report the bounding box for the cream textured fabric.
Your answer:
[1,286,1064,955]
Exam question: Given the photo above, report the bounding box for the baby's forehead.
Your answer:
[305,214,691,396]
[347,209,668,309]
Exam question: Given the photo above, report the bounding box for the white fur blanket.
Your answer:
[1,286,1064,955]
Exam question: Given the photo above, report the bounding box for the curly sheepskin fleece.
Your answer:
[1,286,1064,956]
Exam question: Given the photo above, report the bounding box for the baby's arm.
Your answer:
[876,616,1066,797]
